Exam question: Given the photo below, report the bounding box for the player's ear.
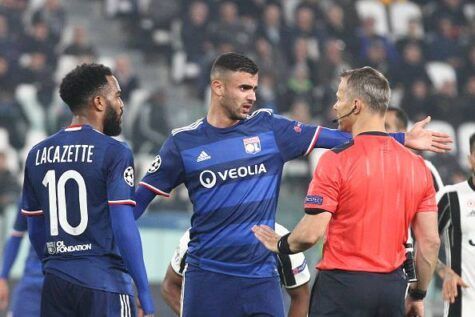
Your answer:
[211,79,224,97]
[353,98,362,114]
[92,95,105,111]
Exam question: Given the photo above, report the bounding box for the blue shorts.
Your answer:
[41,272,136,317]
[10,275,43,316]
[182,264,285,317]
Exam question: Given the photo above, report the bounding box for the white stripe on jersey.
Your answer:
[21,209,43,216]
[172,119,204,136]
[246,108,273,120]
[304,126,321,156]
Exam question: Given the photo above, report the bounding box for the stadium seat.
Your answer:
[55,55,80,84]
[389,1,423,39]
[426,62,457,91]
[15,84,46,132]
[457,122,475,169]
[123,88,150,140]
[356,0,389,35]
[20,130,47,162]
[426,120,457,156]
[464,3,475,21]
[0,128,19,174]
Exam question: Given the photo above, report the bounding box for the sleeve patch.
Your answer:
[123,166,134,187]
[305,195,323,205]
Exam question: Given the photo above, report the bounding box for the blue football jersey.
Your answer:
[140,109,324,278]
[21,124,136,295]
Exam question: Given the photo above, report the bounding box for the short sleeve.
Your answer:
[170,229,190,276]
[12,208,27,235]
[271,114,319,162]
[416,164,437,213]
[21,159,43,217]
[304,151,341,214]
[139,136,185,197]
[106,143,136,206]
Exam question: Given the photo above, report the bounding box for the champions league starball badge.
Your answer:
[124,166,134,187]
[148,155,162,173]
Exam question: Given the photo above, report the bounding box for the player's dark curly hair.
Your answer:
[210,52,258,80]
[59,63,112,113]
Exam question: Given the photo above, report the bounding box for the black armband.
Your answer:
[408,287,427,301]
[277,233,295,255]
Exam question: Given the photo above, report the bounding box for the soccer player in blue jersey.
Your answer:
[133,53,451,316]
[0,208,42,316]
[21,63,154,317]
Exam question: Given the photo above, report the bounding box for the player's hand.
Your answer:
[442,267,469,303]
[405,116,452,153]
[404,297,424,317]
[0,278,9,310]
[252,225,280,253]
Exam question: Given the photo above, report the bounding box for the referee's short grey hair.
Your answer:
[340,67,391,115]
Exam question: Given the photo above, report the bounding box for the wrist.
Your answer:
[408,287,427,301]
[277,233,293,254]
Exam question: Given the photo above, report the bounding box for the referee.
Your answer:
[253,66,441,317]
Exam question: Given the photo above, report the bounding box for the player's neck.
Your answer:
[70,115,102,132]
[207,105,240,128]
[351,116,386,137]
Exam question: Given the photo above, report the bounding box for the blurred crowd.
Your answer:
[0,0,475,214]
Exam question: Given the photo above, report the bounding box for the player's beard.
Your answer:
[103,104,122,136]
[222,95,247,121]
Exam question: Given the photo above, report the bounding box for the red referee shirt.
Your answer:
[305,131,437,273]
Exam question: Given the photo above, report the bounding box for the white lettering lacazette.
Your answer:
[35,145,94,166]
[199,163,267,189]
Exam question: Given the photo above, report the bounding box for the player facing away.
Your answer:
[133,53,450,317]
[21,64,154,317]
[159,223,310,317]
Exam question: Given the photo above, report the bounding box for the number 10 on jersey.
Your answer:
[42,170,88,236]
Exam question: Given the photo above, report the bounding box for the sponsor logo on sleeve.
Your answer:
[124,166,134,187]
[292,259,307,275]
[147,155,162,173]
[243,136,261,154]
[305,195,323,205]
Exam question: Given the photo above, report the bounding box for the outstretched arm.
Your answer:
[252,212,332,254]
[134,186,156,220]
[405,116,452,153]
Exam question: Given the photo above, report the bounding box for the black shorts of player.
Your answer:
[41,272,135,317]
[309,268,407,317]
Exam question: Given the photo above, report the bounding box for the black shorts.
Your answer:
[309,268,407,317]
[41,272,136,317]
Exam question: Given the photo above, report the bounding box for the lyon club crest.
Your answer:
[243,136,261,154]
